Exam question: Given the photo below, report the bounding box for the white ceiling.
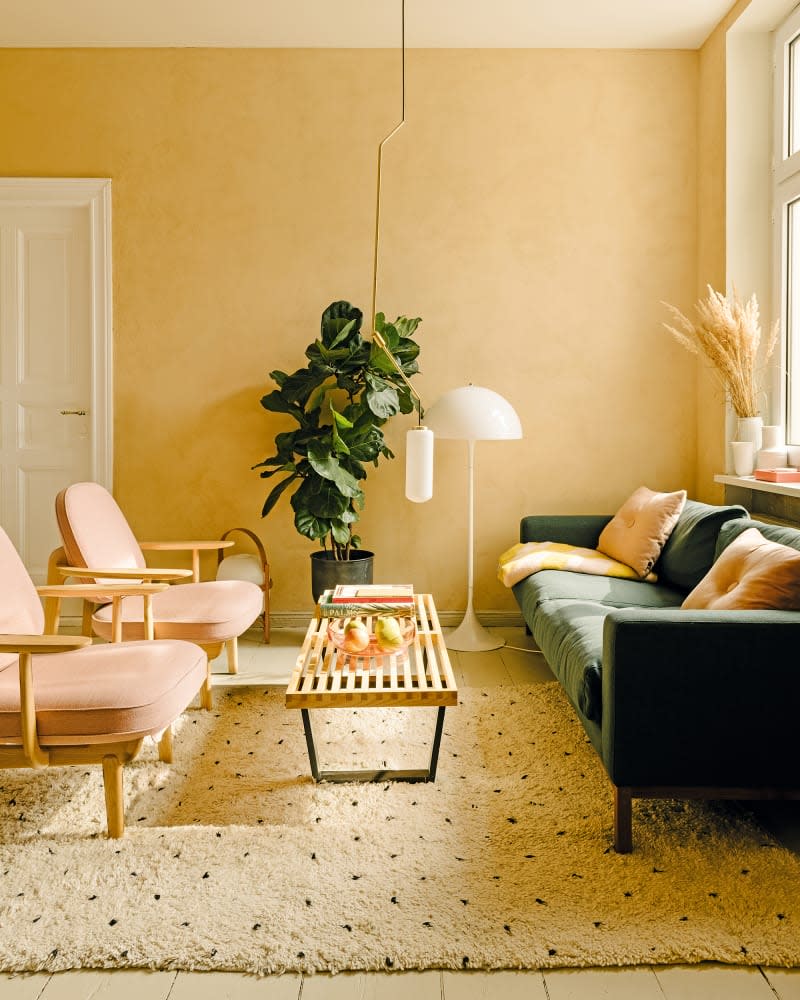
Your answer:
[0,0,741,50]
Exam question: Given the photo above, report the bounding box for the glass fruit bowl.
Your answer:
[327,615,416,657]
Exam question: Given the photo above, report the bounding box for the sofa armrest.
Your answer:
[601,607,800,788]
[519,514,613,549]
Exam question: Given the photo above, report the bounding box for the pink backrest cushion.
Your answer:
[56,482,145,580]
[0,527,44,646]
[597,486,687,579]
[682,526,800,610]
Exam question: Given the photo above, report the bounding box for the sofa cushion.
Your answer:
[683,527,800,611]
[598,486,687,578]
[656,499,749,591]
[531,599,609,724]
[513,570,685,622]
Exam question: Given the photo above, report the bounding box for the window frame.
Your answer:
[774,6,800,444]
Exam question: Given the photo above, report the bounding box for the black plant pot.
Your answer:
[310,550,374,604]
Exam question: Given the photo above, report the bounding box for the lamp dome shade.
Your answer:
[424,385,522,441]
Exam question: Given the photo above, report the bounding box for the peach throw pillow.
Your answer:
[682,526,800,610]
[597,486,687,579]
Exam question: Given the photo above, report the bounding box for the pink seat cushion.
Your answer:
[0,640,206,744]
[91,579,263,643]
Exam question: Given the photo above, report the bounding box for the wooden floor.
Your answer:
[4,625,799,999]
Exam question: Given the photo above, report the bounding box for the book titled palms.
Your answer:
[319,584,415,618]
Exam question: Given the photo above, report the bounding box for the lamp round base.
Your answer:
[444,608,505,652]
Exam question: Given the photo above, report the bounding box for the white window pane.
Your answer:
[788,198,800,441]
[790,36,800,156]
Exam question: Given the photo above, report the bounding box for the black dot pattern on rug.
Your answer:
[0,685,797,975]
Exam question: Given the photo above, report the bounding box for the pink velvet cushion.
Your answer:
[598,486,687,579]
[0,528,45,645]
[682,527,800,610]
[56,482,145,584]
[91,579,263,643]
[0,640,206,743]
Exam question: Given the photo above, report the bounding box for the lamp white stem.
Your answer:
[444,439,505,651]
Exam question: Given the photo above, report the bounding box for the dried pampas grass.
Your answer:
[663,285,778,418]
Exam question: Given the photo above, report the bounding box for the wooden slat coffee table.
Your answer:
[286,593,457,783]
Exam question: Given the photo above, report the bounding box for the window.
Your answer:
[775,7,800,443]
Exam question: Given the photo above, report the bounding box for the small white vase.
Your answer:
[736,416,763,456]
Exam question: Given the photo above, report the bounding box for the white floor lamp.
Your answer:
[425,385,522,651]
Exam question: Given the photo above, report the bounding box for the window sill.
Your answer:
[714,474,800,499]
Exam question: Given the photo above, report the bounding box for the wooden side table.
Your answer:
[285,593,458,782]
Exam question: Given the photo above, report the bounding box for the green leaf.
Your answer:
[260,473,299,518]
[364,373,400,419]
[294,509,330,542]
[329,404,354,430]
[307,439,361,496]
[331,519,352,545]
[331,420,350,456]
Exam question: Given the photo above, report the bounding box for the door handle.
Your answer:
[60,409,87,416]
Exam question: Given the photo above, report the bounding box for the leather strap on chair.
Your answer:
[217,528,272,643]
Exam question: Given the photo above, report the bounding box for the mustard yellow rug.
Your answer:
[0,683,798,975]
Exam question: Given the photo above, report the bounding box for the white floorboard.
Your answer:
[169,970,301,998]
[0,974,54,999]
[301,970,442,999]
[544,966,664,1000]
[38,970,176,999]
[442,969,548,998]
[653,963,778,999]
[764,968,800,999]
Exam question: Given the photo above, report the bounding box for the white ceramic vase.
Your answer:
[736,416,763,455]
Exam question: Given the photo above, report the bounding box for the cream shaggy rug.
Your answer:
[0,683,798,975]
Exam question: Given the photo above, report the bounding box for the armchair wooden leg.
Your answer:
[226,637,238,675]
[201,673,213,711]
[102,754,125,838]
[158,726,173,763]
[82,599,94,637]
[614,785,633,854]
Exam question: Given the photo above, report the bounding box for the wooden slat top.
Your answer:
[286,593,458,709]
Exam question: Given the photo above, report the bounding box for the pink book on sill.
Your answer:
[753,468,800,483]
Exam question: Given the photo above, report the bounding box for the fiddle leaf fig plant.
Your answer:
[254,300,422,560]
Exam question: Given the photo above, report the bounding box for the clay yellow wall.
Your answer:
[0,48,698,616]
[696,0,752,501]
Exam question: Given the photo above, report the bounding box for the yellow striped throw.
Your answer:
[498,541,657,588]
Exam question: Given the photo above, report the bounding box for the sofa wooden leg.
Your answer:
[102,754,125,838]
[614,785,633,853]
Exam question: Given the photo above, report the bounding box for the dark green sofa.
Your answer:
[512,499,800,852]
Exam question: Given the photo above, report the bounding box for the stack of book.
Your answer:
[318,583,415,618]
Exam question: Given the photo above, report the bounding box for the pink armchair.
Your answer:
[0,526,207,838]
[52,482,264,710]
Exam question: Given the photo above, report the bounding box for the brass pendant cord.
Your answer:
[369,0,405,344]
[369,0,424,421]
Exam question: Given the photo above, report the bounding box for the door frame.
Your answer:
[0,177,113,488]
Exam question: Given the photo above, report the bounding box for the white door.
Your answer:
[0,179,112,582]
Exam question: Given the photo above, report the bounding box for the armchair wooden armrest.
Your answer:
[56,565,193,582]
[0,634,92,767]
[0,634,92,653]
[38,582,170,642]
[139,540,234,582]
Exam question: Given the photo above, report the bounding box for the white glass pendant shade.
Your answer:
[424,385,522,441]
[405,426,434,502]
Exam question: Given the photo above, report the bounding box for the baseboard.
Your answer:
[57,611,528,632]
